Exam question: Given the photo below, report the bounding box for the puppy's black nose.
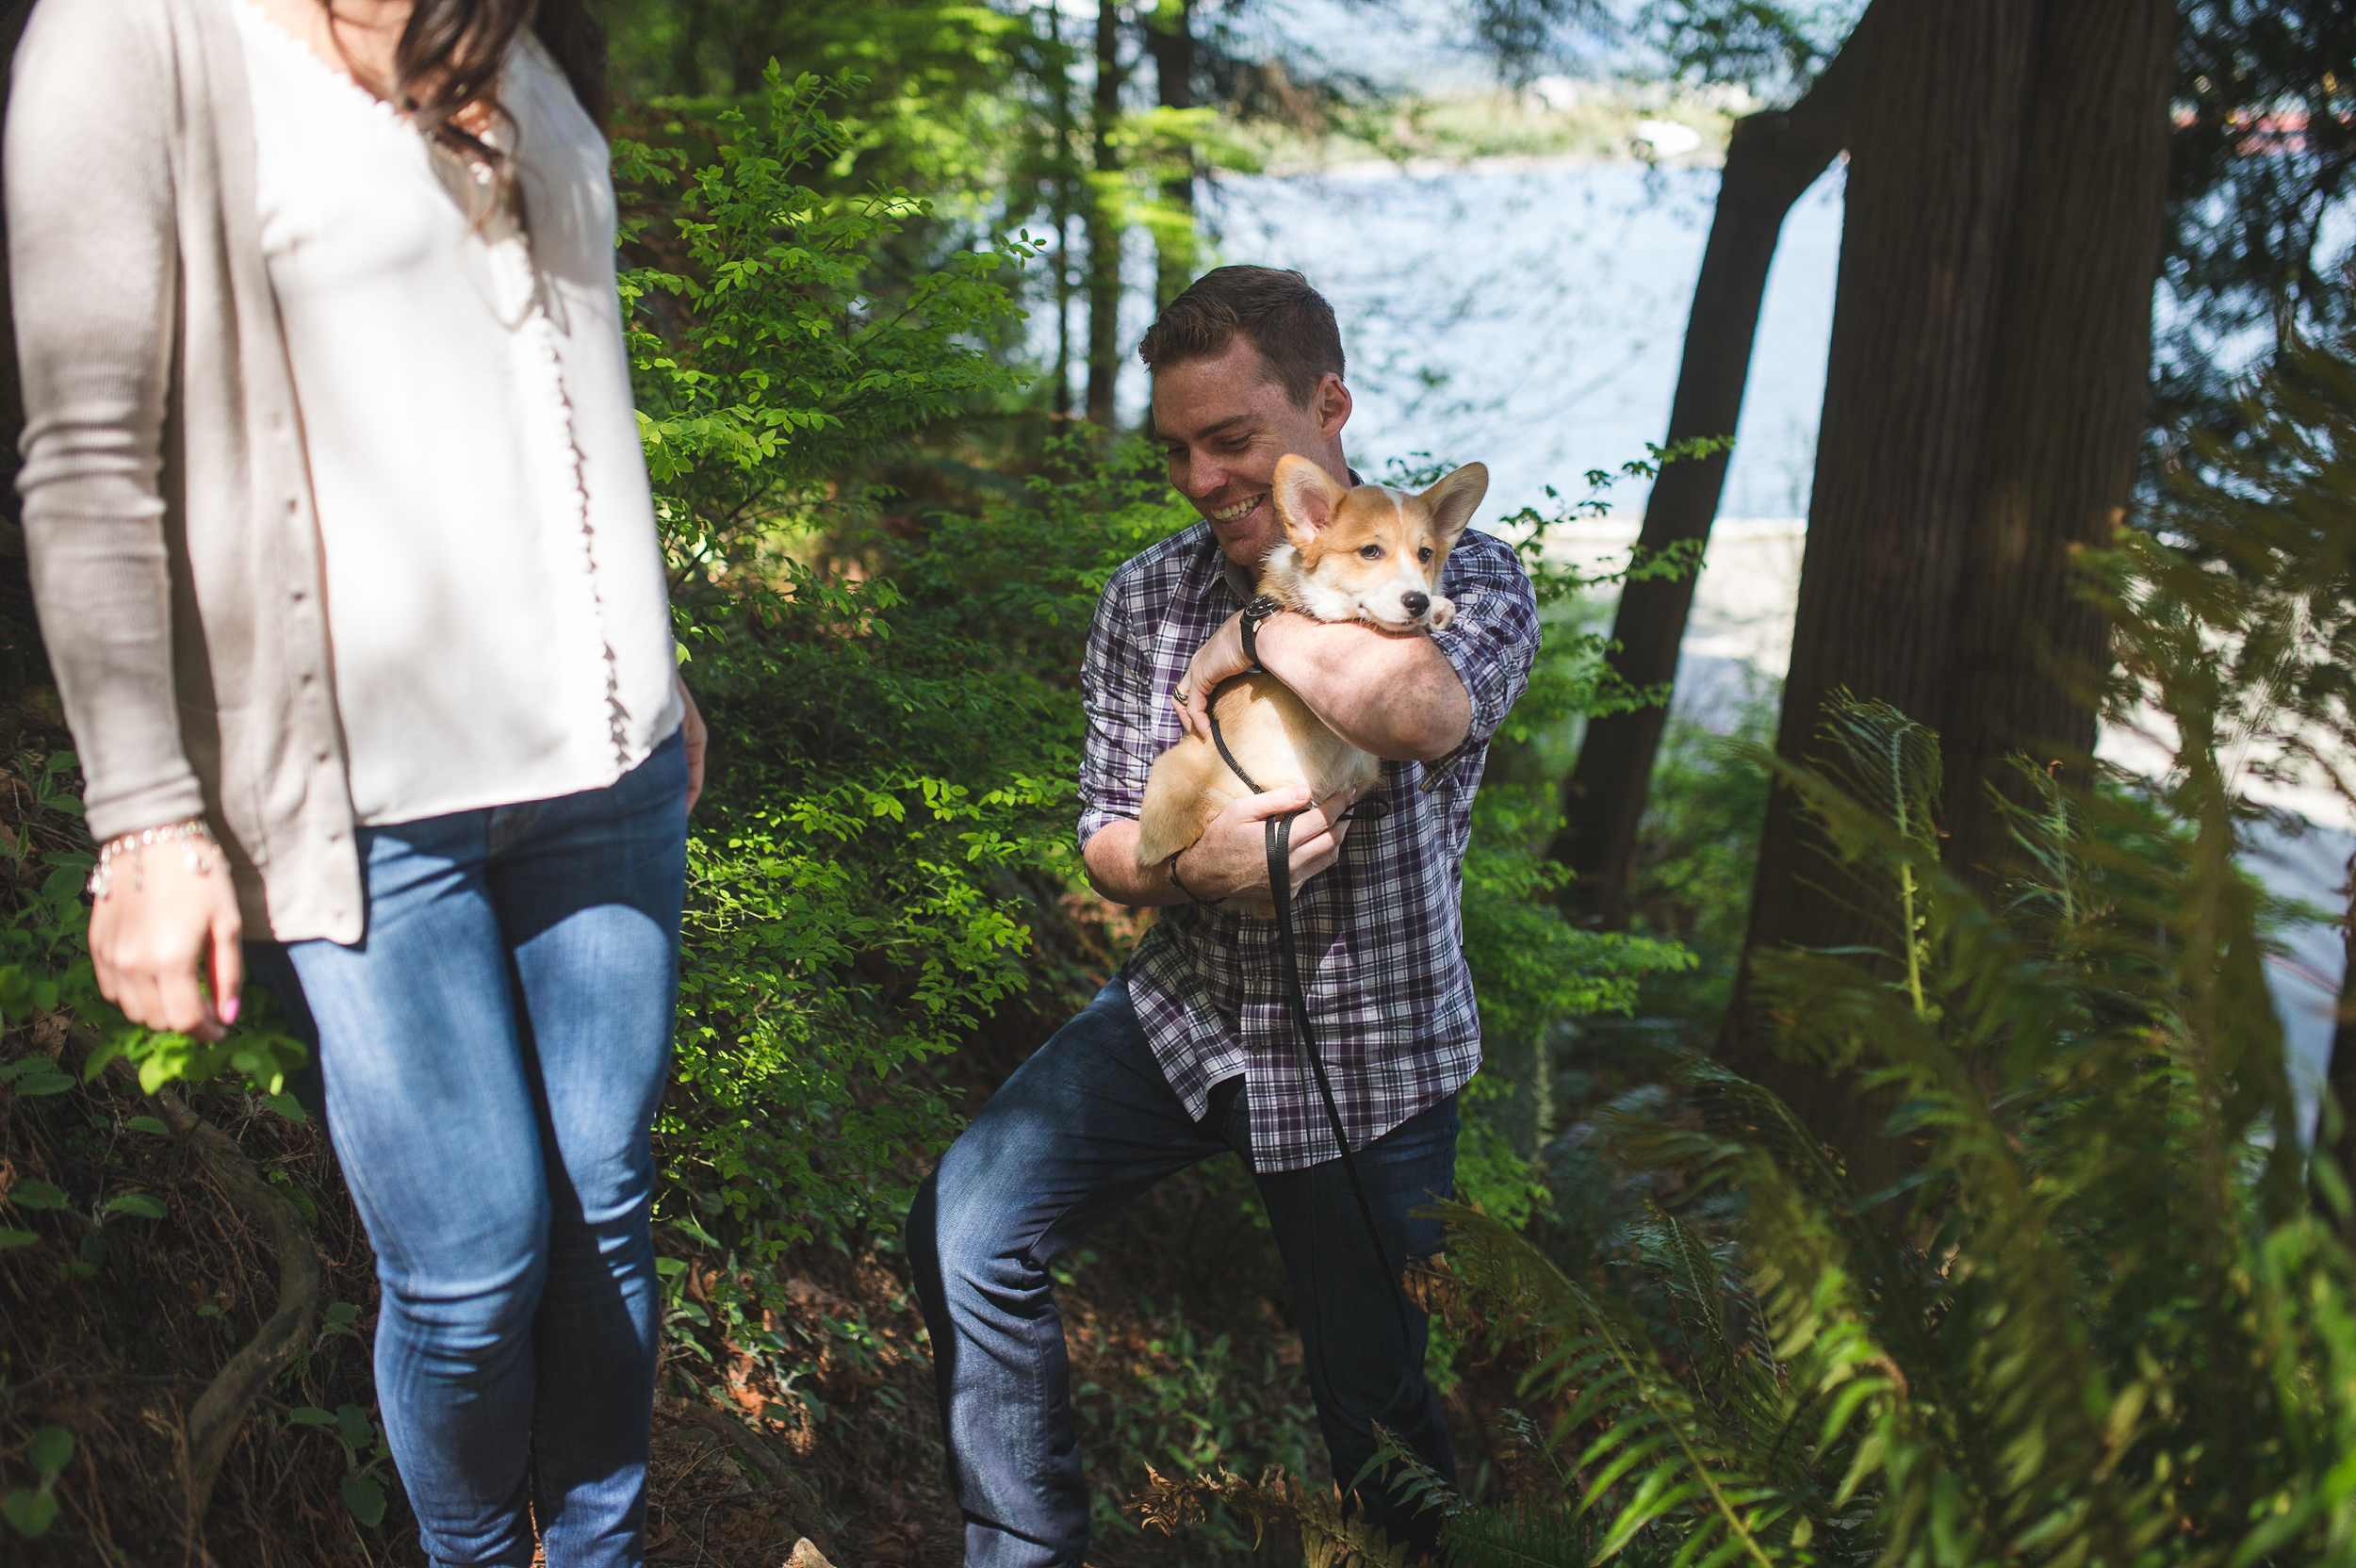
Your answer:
[1402,591,1431,618]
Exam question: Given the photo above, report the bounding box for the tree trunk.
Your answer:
[1146,0,1199,306]
[1725,0,2039,1183]
[1726,0,2178,1186]
[2321,879,2356,1237]
[1548,7,1884,924]
[1939,0,2176,894]
[1048,2,1076,418]
[1084,0,1126,428]
[0,0,39,685]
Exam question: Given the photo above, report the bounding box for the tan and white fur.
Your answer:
[1136,455,1490,913]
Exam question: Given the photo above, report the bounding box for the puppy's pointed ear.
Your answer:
[1272,454,1347,549]
[1418,463,1489,547]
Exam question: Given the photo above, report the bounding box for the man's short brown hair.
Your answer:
[1137,266,1345,409]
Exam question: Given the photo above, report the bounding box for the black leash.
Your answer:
[1202,694,1417,1429]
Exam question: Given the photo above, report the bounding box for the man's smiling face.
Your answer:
[1151,335,1352,567]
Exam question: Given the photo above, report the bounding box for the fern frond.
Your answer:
[1437,1203,1800,1568]
[1442,1505,1604,1568]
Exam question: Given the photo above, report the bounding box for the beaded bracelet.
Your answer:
[87,819,220,901]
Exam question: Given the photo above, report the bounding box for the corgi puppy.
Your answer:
[1135,455,1490,913]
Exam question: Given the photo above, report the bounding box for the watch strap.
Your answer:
[1239,594,1282,669]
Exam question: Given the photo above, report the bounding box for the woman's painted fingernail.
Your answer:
[220,995,240,1025]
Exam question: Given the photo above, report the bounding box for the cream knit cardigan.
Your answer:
[11,0,545,943]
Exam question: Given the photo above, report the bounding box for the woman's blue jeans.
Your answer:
[908,975,1460,1568]
[247,732,689,1568]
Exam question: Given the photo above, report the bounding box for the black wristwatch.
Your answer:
[1238,594,1283,670]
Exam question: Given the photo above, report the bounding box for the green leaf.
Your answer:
[0,1228,37,1250]
[324,1301,361,1329]
[125,1116,172,1135]
[261,1174,318,1232]
[287,1407,336,1427]
[103,1193,167,1220]
[77,1229,106,1267]
[12,1071,74,1096]
[7,1180,68,1210]
[654,1256,689,1277]
[335,1405,375,1450]
[0,1055,44,1082]
[341,1474,387,1528]
[25,1427,73,1476]
[262,1092,306,1123]
[2,1488,58,1539]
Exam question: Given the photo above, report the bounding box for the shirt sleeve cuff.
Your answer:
[1432,621,1514,750]
[1077,808,1134,854]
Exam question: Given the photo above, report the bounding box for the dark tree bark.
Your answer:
[0,0,38,683]
[1548,6,1884,925]
[1727,0,2180,1184]
[1940,0,2176,893]
[2320,881,2356,1237]
[1146,0,1199,307]
[1084,0,1127,428]
[1724,0,2041,1181]
[1047,2,1077,419]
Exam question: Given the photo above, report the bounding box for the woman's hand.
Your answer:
[678,674,709,812]
[89,829,242,1042]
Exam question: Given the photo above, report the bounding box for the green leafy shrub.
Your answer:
[1148,690,2338,1564]
[1141,338,2356,1566]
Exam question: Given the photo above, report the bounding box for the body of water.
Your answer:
[1198,155,1843,521]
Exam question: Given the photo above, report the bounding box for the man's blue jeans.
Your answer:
[907,974,1460,1567]
[248,732,689,1568]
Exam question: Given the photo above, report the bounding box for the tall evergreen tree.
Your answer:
[1727,0,2178,1179]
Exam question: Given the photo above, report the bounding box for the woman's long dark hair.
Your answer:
[333,0,610,190]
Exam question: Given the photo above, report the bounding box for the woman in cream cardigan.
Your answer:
[8,0,705,1559]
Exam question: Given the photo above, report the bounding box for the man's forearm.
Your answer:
[1252,614,1471,761]
[1084,820,1191,906]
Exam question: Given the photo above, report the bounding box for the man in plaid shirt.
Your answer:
[909,267,1540,1566]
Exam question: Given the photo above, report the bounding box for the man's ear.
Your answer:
[1312,372,1353,441]
[1419,462,1489,546]
[1272,454,1347,550]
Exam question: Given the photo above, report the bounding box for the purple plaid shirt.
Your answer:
[1077,519,1540,1172]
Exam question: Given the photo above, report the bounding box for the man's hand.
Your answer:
[1173,610,1251,743]
[678,674,710,812]
[1173,786,1356,904]
[90,836,242,1042]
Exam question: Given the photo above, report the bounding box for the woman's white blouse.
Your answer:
[230,3,682,827]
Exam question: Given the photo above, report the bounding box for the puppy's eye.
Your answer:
[1358,545,1383,560]
[1418,547,1433,563]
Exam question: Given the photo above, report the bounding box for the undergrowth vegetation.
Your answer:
[1139,342,2356,1564]
[14,51,2356,1568]
[2,70,1702,1563]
